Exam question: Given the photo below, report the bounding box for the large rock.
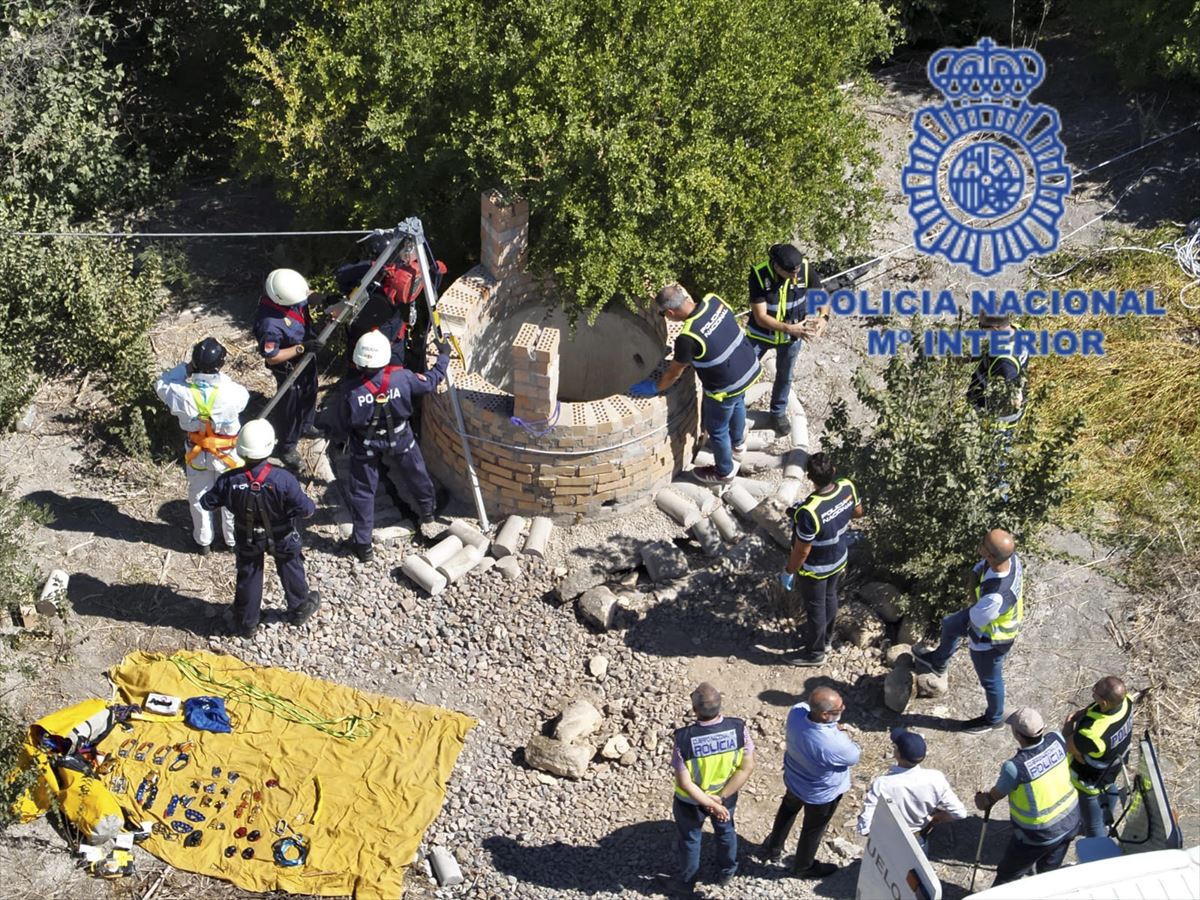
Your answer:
[641,541,689,582]
[554,699,603,743]
[577,587,618,631]
[884,659,915,712]
[558,567,609,601]
[859,582,904,624]
[884,643,912,667]
[916,670,950,699]
[525,735,594,779]
[835,601,885,648]
[897,616,925,646]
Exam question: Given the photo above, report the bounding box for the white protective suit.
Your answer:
[154,364,250,548]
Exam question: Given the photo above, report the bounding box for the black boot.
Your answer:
[290,592,321,626]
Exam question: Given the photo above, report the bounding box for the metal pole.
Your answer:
[411,231,491,531]
[259,231,410,420]
[969,806,991,893]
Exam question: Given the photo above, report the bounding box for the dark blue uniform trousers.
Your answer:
[234,530,309,628]
[268,366,317,454]
[347,436,436,544]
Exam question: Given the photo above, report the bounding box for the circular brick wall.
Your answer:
[422,268,700,524]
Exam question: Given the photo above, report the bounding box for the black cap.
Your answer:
[190,337,227,374]
[769,243,805,273]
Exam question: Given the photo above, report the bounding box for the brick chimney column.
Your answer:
[511,323,560,422]
[481,190,529,278]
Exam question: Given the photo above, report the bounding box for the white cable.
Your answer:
[7,229,372,238]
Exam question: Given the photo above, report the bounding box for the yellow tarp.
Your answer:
[98,650,475,898]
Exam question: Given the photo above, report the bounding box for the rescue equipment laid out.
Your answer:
[8,650,475,896]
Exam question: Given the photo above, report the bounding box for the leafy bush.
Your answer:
[0,1,152,217]
[0,202,167,450]
[889,0,1056,48]
[0,479,48,616]
[236,0,896,316]
[1072,0,1200,86]
[822,326,1082,629]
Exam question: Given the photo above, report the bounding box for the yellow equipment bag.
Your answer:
[9,698,113,824]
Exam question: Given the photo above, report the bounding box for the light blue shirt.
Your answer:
[783,702,861,803]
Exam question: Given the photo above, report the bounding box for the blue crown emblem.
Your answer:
[902,38,1071,276]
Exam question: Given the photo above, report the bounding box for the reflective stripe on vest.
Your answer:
[673,717,746,800]
[679,294,761,401]
[1070,697,1134,793]
[790,479,858,578]
[746,260,810,345]
[968,350,1028,429]
[185,384,239,471]
[1008,732,1079,837]
[971,555,1024,645]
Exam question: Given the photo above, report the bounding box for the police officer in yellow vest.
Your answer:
[780,453,864,666]
[631,284,761,485]
[155,338,250,554]
[1064,675,1134,838]
[966,312,1028,429]
[914,529,1023,734]
[975,707,1080,885]
[670,682,756,893]
[746,244,827,435]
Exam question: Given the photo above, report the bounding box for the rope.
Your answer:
[8,229,372,238]
[167,653,378,741]
[510,402,561,437]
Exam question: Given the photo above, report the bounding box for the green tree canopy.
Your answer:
[236,0,896,314]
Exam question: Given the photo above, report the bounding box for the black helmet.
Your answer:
[191,337,227,374]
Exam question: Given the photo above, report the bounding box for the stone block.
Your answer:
[525,735,593,780]
[554,699,603,743]
[578,586,618,631]
[640,540,689,582]
[885,659,915,713]
[860,581,904,624]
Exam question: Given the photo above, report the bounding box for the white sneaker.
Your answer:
[732,442,747,462]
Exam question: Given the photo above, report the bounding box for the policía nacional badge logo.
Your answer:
[902,38,1072,276]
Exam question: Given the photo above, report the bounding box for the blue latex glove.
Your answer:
[778,571,795,592]
[629,379,659,398]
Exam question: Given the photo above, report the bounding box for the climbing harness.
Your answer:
[185,383,240,470]
[242,464,279,552]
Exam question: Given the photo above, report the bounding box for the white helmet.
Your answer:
[236,419,277,460]
[353,330,392,369]
[263,268,309,306]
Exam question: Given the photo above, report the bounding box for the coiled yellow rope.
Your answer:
[168,654,378,741]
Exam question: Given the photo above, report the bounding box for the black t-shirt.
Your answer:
[674,333,699,364]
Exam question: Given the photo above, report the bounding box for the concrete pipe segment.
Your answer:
[401,555,448,596]
[654,488,702,528]
[492,516,527,557]
[523,516,554,557]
